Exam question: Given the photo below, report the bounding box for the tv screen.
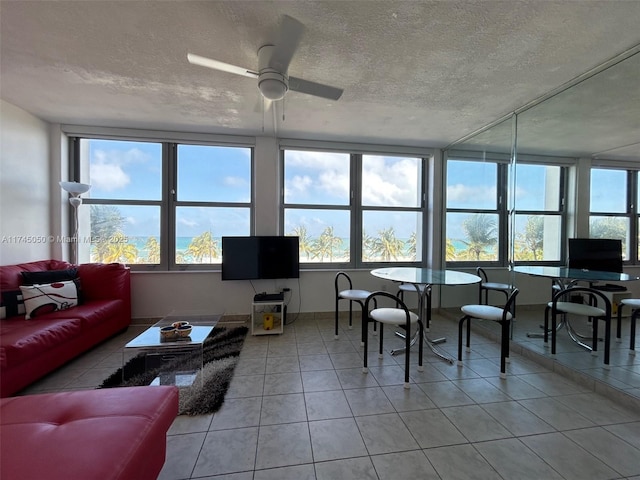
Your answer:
[221,236,300,280]
[568,238,623,273]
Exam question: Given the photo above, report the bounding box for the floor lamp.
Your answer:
[60,181,91,264]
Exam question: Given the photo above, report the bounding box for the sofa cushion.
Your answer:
[20,281,79,319]
[68,300,124,329]
[0,317,83,368]
[0,386,178,480]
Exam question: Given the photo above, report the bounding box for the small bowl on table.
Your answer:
[160,325,177,340]
[172,321,190,329]
[176,324,192,338]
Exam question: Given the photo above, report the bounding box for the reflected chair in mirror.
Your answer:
[363,291,424,389]
[334,271,376,344]
[545,286,612,367]
[458,288,519,379]
[616,298,640,355]
[476,267,517,337]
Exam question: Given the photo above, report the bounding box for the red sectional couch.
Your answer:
[0,385,178,480]
[0,259,131,397]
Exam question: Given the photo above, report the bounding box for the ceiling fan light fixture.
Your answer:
[258,72,288,100]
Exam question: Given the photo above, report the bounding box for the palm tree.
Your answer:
[291,225,313,260]
[370,227,404,261]
[406,231,417,260]
[103,232,138,263]
[313,226,342,261]
[446,238,457,261]
[460,214,497,261]
[362,230,376,262]
[90,205,125,262]
[516,215,544,261]
[186,231,219,263]
[144,236,161,263]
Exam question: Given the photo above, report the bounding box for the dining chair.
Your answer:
[476,267,517,338]
[363,291,424,389]
[458,288,519,378]
[545,286,613,366]
[616,298,640,355]
[334,271,376,344]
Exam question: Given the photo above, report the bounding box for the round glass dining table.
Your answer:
[370,267,481,363]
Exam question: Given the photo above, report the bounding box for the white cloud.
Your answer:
[91,162,130,191]
[447,183,496,206]
[178,217,198,228]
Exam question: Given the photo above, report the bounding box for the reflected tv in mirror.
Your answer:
[568,238,623,273]
[221,236,300,280]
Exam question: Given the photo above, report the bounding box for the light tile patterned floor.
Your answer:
[19,310,640,480]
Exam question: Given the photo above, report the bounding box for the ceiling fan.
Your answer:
[187,15,343,103]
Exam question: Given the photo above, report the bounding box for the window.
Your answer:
[513,163,564,262]
[589,167,637,262]
[445,157,567,265]
[446,159,501,262]
[282,149,426,266]
[73,137,253,270]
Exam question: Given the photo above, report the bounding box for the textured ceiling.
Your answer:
[1,0,639,157]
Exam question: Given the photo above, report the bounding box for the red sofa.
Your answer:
[0,259,131,397]
[0,386,178,480]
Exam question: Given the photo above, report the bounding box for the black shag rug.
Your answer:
[99,325,248,415]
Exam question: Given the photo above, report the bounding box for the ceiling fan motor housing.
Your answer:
[258,45,289,100]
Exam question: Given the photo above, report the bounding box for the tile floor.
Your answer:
[18,309,640,480]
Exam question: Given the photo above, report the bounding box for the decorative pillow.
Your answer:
[19,281,79,319]
[20,268,78,285]
[21,268,83,304]
[0,290,25,319]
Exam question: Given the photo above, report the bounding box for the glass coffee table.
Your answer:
[124,310,222,387]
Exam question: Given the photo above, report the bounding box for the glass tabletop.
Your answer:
[125,311,222,349]
[512,266,639,282]
[371,267,481,286]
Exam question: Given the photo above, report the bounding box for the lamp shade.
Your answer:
[60,181,91,195]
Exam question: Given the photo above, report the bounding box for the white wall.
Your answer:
[0,100,52,264]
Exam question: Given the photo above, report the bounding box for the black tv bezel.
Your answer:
[221,236,300,281]
[568,238,623,273]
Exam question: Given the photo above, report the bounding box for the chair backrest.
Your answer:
[504,288,519,315]
[364,290,413,323]
[550,285,611,316]
[476,267,489,283]
[335,271,353,295]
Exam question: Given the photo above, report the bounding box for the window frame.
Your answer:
[589,166,639,264]
[280,146,429,269]
[68,131,255,271]
[445,153,569,267]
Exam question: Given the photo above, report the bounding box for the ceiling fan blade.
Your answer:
[267,15,306,72]
[187,53,258,78]
[289,76,344,101]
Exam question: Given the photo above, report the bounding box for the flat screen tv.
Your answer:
[221,236,300,280]
[568,238,623,273]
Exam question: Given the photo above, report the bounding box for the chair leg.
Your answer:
[591,314,599,356]
[466,315,471,352]
[417,321,424,372]
[404,319,411,389]
[379,323,384,358]
[457,316,469,366]
[334,296,340,339]
[617,303,625,342]
[551,309,557,355]
[362,315,369,373]
[500,319,509,378]
[603,315,611,367]
[348,301,353,330]
[631,309,638,354]
[544,305,550,346]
